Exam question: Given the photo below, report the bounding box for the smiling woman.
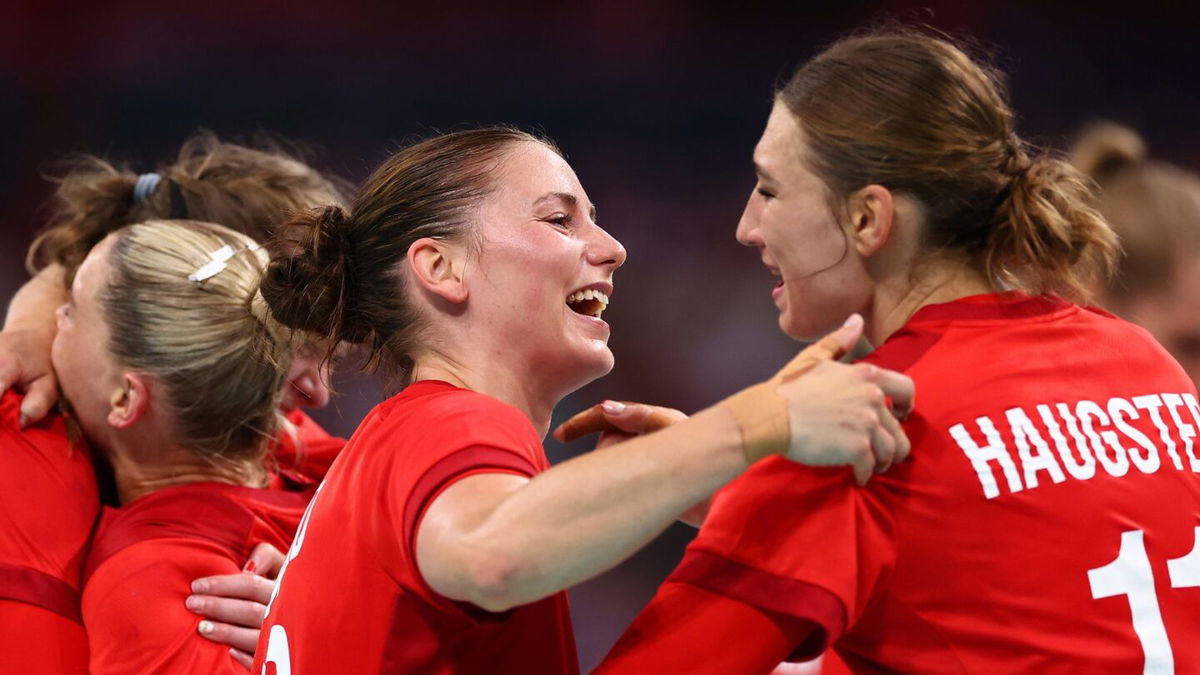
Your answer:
[249,126,916,674]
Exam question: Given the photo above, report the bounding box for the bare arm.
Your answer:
[416,318,915,612]
[1,264,66,425]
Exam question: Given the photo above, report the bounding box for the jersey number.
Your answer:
[1087,527,1200,674]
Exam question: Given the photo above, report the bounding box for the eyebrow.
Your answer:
[753,161,777,184]
[534,192,598,222]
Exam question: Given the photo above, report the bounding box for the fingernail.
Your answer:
[843,313,862,328]
[601,400,626,414]
[198,620,214,635]
[191,580,209,593]
[185,596,202,610]
[243,560,257,574]
[18,413,28,430]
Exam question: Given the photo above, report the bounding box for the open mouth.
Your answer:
[566,289,610,319]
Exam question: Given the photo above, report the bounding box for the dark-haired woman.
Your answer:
[252,128,916,674]
[594,31,1200,673]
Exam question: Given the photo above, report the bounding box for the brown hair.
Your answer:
[777,28,1118,301]
[28,131,349,282]
[103,220,291,474]
[261,127,555,384]
[1071,121,1200,301]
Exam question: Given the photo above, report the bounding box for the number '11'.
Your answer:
[1087,527,1200,674]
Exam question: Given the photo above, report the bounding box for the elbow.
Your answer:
[461,549,528,612]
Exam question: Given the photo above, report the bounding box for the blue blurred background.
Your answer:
[4,0,1199,668]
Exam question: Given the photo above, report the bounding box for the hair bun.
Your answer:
[1071,121,1147,180]
[261,205,373,345]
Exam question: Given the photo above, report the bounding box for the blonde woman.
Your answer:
[58,220,312,673]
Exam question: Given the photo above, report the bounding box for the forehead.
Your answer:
[72,235,116,304]
[491,142,589,207]
[755,101,806,169]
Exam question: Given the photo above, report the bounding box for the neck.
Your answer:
[412,349,561,438]
[104,435,266,505]
[866,259,993,345]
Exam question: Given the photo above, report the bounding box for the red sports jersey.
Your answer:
[604,293,1200,673]
[272,409,346,480]
[0,391,96,674]
[82,481,312,674]
[253,380,578,675]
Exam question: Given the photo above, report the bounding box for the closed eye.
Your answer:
[756,187,776,200]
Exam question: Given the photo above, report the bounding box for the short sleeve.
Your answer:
[82,539,244,675]
[669,457,898,659]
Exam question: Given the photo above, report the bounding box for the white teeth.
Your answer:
[566,288,610,317]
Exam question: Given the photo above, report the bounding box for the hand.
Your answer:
[187,542,286,670]
[553,402,710,523]
[0,327,59,427]
[775,316,914,485]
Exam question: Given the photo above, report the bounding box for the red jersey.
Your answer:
[82,481,311,674]
[273,409,346,480]
[0,391,96,674]
[253,380,578,675]
[605,293,1200,673]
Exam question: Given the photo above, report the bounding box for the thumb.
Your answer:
[244,542,286,579]
[777,314,863,381]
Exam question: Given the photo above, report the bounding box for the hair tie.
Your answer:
[132,173,162,203]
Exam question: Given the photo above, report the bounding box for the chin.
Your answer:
[779,309,841,343]
[564,344,615,392]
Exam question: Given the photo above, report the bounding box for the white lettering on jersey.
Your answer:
[1006,407,1066,489]
[1108,397,1160,474]
[1040,403,1096,480]
[1133,395,1183,471]
[949,392,1197,499]
[1077,399,1131,478]
[950,417,1023,499]
[1161,394,1200,472]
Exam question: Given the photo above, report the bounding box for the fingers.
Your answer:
[877,397,911,464]
[0,355,17,393]
[552,404,608,442]
[852,445,876,487]
[245,542,286,579]
[230,648,254,671]
[187,593,267,630]
[868,367,915,419]
[599,402,685,435]
[552,401,684,442]
[196,618,260,654]
[19,375,59,427]
[867,411,897,475]
[192,572,276,605]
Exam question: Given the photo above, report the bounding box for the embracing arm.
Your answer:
[416,318,913,612]
[1,264,66,425]
[417,404,745,612]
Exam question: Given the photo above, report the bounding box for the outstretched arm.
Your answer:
[416,317,914,612]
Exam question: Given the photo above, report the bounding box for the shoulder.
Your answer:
[82,539,241,674]
[84,486,256,582]
[371,381,540,450]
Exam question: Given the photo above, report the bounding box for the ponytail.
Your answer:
[988,154,1118,301]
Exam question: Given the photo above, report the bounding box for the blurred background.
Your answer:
[3,0,1199,668]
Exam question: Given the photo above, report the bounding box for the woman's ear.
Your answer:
[407,237,469,304]
[107,373,150,429]
[847,184,895,257]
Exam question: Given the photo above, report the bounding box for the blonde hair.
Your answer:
[1071,121,1200,301]
[778,28,1119,302]
[102,220,292,468]
[28,131,349,282]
